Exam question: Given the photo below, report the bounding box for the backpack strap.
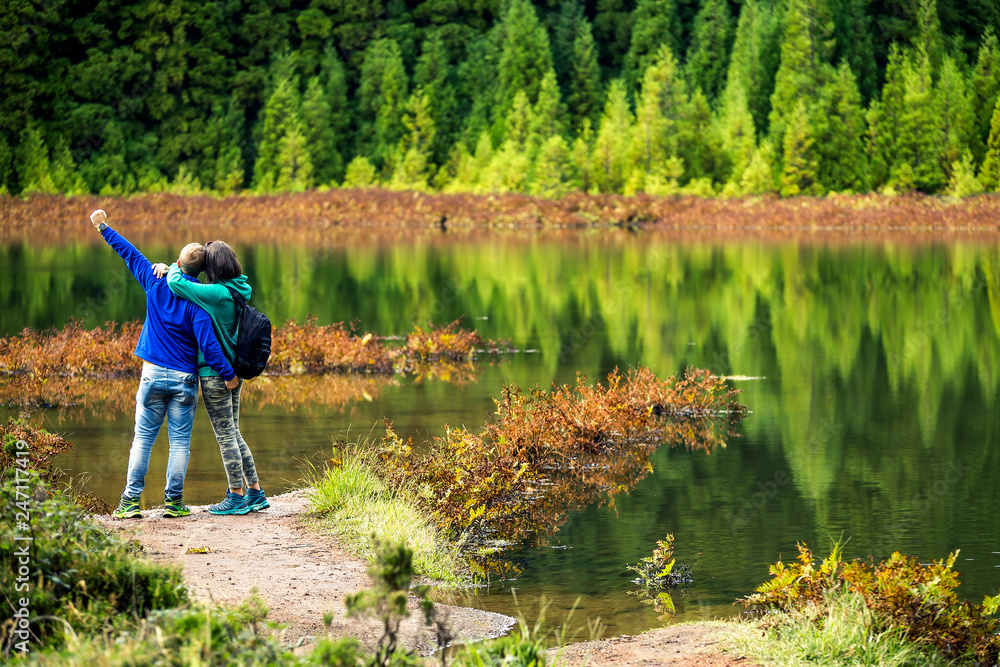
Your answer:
[224,285,249,309]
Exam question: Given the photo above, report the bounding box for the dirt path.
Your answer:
[97,490,756,665]
[97,490,515,654]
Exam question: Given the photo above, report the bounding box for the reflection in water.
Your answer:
[4,233,1000,636]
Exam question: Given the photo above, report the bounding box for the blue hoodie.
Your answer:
[100,227,236,381]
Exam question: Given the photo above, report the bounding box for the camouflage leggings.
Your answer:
[200,376,259,489]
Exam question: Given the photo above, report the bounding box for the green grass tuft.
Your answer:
[304,449,468,584]
[727,588,953,667]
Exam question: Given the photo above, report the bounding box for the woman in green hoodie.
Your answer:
[160,241,268,515]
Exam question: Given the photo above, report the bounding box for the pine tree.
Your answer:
[570,119,595,193]
[50,141,87,195]
[275,121,313,192]
[623,0,682,93]
[457,29,503,147]
[780,100,820,196]
[741,139,778,194]
[814,62,866,192]
[253,74,302,192]
[303,76,341,186]
[531,70,565,147]
[725,0,780,134]
[214,95,246,195]
[913,0,944,78]
[530,134,571,198]
[632,62,671,179]
[678,88,728,184]
[768,0,835,145]
[504,92,535,151]
[592,80,634,193]
[896,48,945,192]
[414,32,459,167]
[685,0,734,104]
[358,39,409,167]
[865,45,907,189]
[970,28,1000,163]
[566,15,603,133]
[935,55,974,178]
[390,88,437,191]
[979,96,1000,191]
[89,119,132,195]
[497,0,553,115]
[946,150,983,198]
[17,124,56,194]
[719,86,758,192]
[553,0,586,91]
[834,0,878,102]
[0,136,12,193]
[318,46,351,179]
[342,156,377,188]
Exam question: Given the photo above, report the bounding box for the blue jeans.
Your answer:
[122,362,199,500]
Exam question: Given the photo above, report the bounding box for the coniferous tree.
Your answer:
[726,0,781,134]
[685,0,735,104]
[633,61,672,182]
[896,48,945,191]
[275,121,313,192]
[769,0,835,145]
[51,141,87,195]
[531,134,571,197]
[741,138,778,194]
[414,32,459,166]
[570,119,595,192]
[719,86,758,194]
[935,55,974,177]
[678,88,728,184]
[970,28,1000,163]
[532,70,566,147]
[89,119,132,195]
[390,88,436,191]
[623,0,682,93]
[813,62,867,192]
[865,45,907,188]
[16,124,56,194]
[780,100,820,196]
[834,0,878,102]
[303,76,341,186]
[254,73,302,192]
[914,0,945,78]
[497,0,553,117]
[0,136,12,193]
[358,38,408,167]
[979,97,1000,191]
[553,0,586,91]
[214,95,246,194]
[592,80,634,193]
[566,15,603,133]
[342,155,377,188]
[318,47,351,176]
[946,150,983,197]
[457,29,502,147]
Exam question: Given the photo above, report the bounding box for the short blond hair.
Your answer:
[178,243,205,275]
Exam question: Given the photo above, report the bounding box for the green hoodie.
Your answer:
[166,264,253,377]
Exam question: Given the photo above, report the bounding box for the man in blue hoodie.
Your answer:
[89,209,238,519]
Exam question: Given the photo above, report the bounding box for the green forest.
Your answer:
[3,0,1000,199]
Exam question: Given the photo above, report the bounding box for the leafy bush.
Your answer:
[741,542,1000,665]
[0,475,187,655]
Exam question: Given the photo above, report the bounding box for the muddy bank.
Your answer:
[552,623,759,666]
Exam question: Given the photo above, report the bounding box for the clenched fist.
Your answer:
[90,209,108,228]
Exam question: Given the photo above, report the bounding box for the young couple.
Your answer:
[89,209,268,518]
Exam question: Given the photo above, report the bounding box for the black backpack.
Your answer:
[225,286,271,379]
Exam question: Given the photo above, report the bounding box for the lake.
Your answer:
[3,231,1000,638]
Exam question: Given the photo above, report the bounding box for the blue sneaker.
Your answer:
[245,488,270,512]
[208,490,250,515]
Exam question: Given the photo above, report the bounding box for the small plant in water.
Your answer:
[626,534,695,618]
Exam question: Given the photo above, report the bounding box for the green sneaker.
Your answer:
[163,496,191,518]
[112,496,141,519]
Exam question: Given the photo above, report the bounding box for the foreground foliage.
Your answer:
[741,542,1000,665]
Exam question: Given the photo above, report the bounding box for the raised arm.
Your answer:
[89,209,156,292]
[191,308,237,383]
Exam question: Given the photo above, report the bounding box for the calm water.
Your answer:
[4,233,1000,636]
